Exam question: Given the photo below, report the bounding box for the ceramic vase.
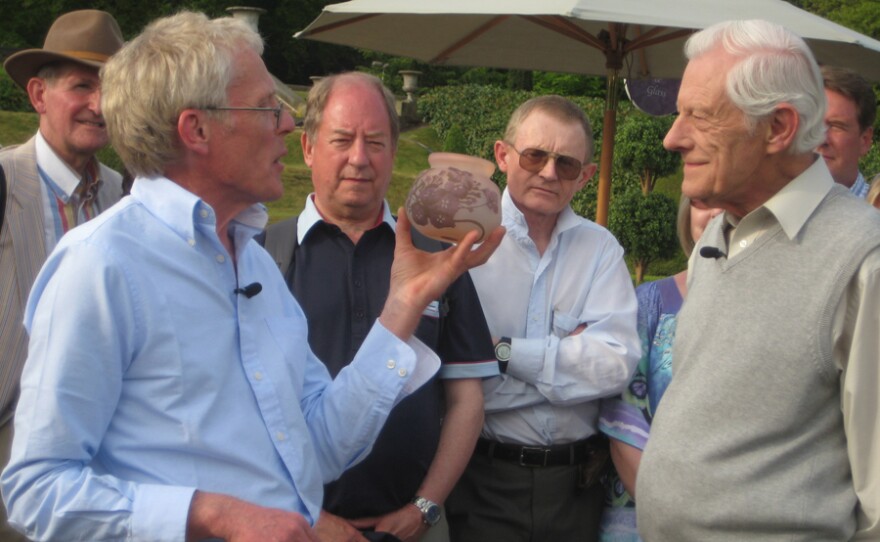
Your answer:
[405,152,502,243]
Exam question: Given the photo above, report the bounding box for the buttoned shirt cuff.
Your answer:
[365,321,440,396]
[132,484,197,542]
[506,337,549,385]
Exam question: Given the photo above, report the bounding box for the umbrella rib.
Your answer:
[431,15,510,63]
[625,27,694,53]
[301,13,380,36]
[524,15,606,51]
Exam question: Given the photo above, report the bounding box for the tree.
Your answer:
[614,113,679,195]
[0,0,365,85]
[608,189,678,284]
[787,0,880,39]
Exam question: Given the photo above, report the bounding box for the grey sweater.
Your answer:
[637,186,880,541]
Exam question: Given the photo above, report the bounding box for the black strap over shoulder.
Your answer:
[263,216,298,280]
[262,214,447,278]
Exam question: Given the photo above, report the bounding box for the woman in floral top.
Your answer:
[597,196,721,542]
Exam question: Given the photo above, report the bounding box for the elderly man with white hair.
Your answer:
[636,19,880,541]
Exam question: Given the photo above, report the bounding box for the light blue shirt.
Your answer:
[1,176,438,541]
[469,189,639,445]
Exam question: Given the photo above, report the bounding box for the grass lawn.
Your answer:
[0,111,39,147]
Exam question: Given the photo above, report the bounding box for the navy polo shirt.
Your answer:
[288,202,497,518]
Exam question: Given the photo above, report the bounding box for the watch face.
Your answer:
[424,503,441,525]
[495,342,512,362]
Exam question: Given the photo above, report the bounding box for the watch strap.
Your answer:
[495,336,512,373]
[412,495,441,527]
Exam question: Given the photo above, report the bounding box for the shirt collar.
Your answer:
[758,156,833,240]
[297,194,396,244]
[35,130,100,198]
[500,187,580,238]
[130,176,268,246]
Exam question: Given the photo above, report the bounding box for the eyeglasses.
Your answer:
[504,142,584,181]
[204,104,284,130]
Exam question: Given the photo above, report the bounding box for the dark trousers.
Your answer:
[446,451,604,542]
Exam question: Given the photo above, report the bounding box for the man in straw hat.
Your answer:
[0,9,123,540]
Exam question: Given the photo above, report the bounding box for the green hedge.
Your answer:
[0,67,32,112]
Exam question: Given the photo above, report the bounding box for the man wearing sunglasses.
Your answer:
[446,95,640,542]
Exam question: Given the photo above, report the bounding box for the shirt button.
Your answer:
[276,432,286,441]
[187,238,196,247]
[216,254,226,263]
[254,371,263,381]
[386,359,396,369]
[739,239,748,248]
[398,368,407,377]
[199,209,209,218]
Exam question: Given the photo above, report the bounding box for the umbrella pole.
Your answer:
[595,68,620,227]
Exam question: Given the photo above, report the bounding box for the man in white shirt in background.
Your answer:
[446,95,639,542]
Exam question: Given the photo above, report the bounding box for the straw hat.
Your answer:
[3,10,124,89]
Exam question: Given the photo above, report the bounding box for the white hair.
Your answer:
[102,11,264,176]
[685,20,825,154]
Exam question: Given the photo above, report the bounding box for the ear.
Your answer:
[766,104,799,155]
[177,109,210,156]
[576,163,598,191]
[859,126,873,157]
[494,140,510,174]
[301,131,314,168]
[26,78,48,114]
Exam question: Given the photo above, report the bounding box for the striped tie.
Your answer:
[47,160,101,233]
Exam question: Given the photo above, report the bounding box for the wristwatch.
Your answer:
[412,495,442,527]
[495,336,512,373]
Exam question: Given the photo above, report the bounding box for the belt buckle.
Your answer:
[519,446,549,467]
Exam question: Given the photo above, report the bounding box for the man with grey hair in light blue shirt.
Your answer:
[1,11,501,542]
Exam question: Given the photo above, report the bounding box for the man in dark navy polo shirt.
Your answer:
[264,72,498,542]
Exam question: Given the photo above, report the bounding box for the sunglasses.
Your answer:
[505,142,584,181]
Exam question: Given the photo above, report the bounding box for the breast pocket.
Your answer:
[552,310,581,338]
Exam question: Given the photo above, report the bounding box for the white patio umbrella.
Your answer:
[296,0,880,225]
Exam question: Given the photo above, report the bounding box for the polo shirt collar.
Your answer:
[297,194,396,244]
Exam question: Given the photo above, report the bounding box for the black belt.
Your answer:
[474,435,607,468]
